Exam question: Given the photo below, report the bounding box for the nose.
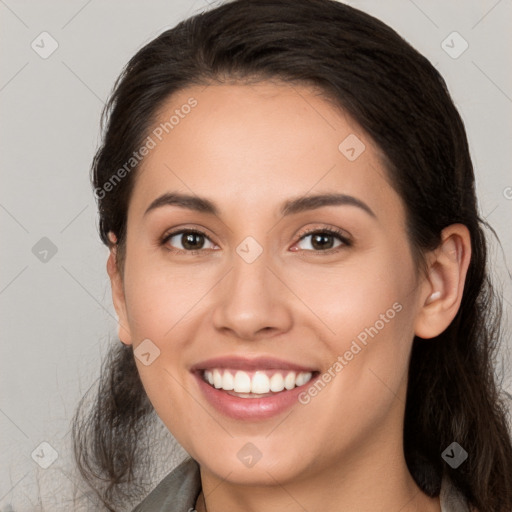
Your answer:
[211,245,293,341]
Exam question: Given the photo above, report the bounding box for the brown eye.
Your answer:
[295,228,351,252]
[162,230,216,253]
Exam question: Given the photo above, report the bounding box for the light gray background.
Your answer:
[1,0,511,510]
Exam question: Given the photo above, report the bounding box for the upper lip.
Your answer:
[190,356,318,373]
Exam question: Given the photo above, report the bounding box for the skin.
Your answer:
[107,82,471,512]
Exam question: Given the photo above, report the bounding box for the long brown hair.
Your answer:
[73,0,512,510]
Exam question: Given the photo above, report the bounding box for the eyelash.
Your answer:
[160,226,352,256]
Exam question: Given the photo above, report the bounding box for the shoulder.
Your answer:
[131,457,201,512]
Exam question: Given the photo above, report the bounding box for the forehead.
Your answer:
[129,82,402,223]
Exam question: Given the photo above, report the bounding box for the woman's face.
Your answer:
[112,82,427,485]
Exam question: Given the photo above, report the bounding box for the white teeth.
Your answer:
[251,371,270,394]
[213,369,223,389]
[284,372,296,390]
[222,370,234,390]
[295,372,308,387]
[202,369,313,394]
[269,373,285,392]
[234,371,252,393]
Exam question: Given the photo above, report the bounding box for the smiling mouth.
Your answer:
[200,368,318,398]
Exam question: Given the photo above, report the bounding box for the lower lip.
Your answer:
[193,372,319,420]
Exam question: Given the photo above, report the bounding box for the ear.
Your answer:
[414,224,471,339]
[106,232,133,345]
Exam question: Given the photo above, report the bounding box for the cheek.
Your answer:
[122,255,213,342]
[281,247,416,344]
[297,249,417,408]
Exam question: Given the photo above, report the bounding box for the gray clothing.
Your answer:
[132,457,470,511]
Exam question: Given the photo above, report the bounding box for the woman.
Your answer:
[73,0,512,510]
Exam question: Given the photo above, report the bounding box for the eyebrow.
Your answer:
[144,192,376,219]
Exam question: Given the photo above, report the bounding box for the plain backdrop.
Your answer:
[1,0,511,510]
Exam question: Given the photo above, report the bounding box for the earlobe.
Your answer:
[414,224,471,340]
[106,234,133,346]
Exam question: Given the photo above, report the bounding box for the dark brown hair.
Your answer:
[73,0,512,510]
